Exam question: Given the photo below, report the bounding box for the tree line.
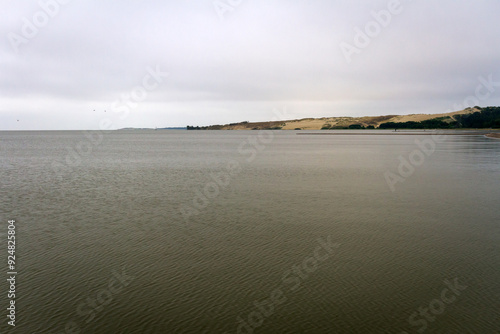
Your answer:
[379,107,500,129]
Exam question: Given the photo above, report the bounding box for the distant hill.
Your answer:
[188,107,500,130]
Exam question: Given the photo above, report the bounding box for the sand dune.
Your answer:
[207,107,480,130]
[485,133,500,139]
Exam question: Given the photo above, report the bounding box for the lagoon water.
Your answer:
[1,130,499,333]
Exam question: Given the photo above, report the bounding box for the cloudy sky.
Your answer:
[1,0,500,130]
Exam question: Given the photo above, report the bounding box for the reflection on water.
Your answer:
[1,130,499,333]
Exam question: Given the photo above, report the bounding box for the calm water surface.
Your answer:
[1,130,499,333]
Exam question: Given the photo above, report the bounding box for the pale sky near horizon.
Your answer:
[1,0,500,130]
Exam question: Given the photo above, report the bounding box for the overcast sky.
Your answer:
[1,0,500,130]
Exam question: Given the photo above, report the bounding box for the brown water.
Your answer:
[1,130,499,333]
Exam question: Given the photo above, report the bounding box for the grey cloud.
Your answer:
[1,0,499,129]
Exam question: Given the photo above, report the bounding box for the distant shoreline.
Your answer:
[187,107,500,131]
[297,130,498,136]
[485,133,500,139]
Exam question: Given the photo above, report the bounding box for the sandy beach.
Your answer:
[485,133,500,139]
